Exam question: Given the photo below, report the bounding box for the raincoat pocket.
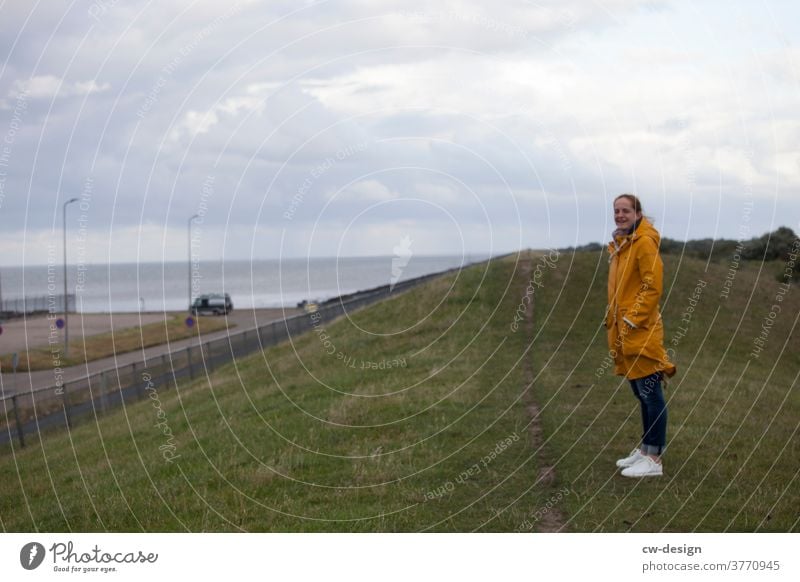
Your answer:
[620,325,652,357]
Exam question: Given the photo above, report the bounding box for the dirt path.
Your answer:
[520,255,566,532]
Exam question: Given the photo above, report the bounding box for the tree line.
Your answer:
[570,226,798,264]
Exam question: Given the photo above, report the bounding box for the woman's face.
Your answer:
[614,198,641,231]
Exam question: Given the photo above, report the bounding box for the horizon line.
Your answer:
[0,251,501,269]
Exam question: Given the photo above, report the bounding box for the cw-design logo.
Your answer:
[20,542,46,570]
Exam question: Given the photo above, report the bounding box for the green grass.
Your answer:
[531,250,799,532]
[0,251,796,532]
[0,315,232,371]
[0,257,554,532]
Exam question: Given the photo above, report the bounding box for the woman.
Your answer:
[607,194,676,478]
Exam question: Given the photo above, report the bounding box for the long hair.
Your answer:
[614,193,642,214]
[614,193,655,224]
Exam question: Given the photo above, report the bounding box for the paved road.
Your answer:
[0,307,301,395]
[0,312,169,354]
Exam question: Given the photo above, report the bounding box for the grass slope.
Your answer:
[531,250,799,532]
[0,257,553,532]
[0,251,796,532]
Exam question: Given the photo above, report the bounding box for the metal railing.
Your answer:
[0,259,501,450]
[0,294,75,315]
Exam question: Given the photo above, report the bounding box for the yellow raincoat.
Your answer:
[606,217,677,380]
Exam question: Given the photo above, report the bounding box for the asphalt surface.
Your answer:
[0,308,301,396]
[0,312,169,354]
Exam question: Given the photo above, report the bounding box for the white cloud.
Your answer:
[334,179,396,202]
[1,0,797,265]
[177,109,219,137]
[169,82,278,139]
[10,75,110,99]
[301,56,546,119]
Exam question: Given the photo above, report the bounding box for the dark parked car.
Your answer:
[191,293,233,315]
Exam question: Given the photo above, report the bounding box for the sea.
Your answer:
[0,254,489,313]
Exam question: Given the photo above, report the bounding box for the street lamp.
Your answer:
[63,197,79,358]
[188,214,199,312]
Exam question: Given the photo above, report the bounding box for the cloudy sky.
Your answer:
[0,0,797,265]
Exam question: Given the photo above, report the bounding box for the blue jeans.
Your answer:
[630,372,667,455]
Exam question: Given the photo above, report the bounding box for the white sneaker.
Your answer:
[616,448,645,468]
[621,456,663,478]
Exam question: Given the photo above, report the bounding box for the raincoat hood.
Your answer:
[607,217,661,262]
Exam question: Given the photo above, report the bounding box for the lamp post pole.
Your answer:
[63,197,79,358]
[188,214,199,313]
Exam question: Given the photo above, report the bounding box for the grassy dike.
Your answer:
[1,251,796,532]
[531,250,799,532]
[0,256,555,532]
